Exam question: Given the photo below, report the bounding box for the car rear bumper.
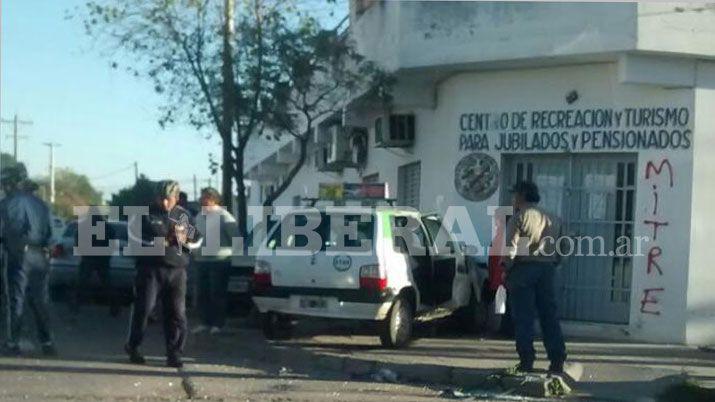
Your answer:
[252,287,395,321]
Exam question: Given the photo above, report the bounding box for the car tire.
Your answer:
[379,296,413,348]
[458,288,489,334]
[261,312,292,340]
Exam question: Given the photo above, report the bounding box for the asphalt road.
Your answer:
[0,304,447,401]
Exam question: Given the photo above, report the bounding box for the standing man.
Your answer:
[503,181,566,373]
[192,187,238,335]
[125,181,202,368]
[0,166,56,357]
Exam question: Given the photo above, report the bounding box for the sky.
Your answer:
[1,0,346,201]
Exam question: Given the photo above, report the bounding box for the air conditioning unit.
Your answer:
[318,125,360,172]
[374,114,415,148]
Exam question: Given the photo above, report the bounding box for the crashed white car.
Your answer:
[251,207,488,348]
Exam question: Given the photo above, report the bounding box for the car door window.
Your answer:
[422,217,453,255]
[392,216,429,256]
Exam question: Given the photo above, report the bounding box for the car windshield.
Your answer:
[266,212,374,251]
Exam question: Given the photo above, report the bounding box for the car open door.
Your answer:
[421,215,457,306]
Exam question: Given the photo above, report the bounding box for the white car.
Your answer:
[251,207,488,348]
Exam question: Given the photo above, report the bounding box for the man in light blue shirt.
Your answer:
[1,165,56,357]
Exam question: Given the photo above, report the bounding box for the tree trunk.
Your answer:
[234,140,249,239]
[263,136,308,207]
[220,0,236,210]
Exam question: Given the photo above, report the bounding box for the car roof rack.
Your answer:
[300,197,398,207]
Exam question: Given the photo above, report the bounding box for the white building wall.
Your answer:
[275,62,697,343]
[686,61,715,345]
[352,1,638,71]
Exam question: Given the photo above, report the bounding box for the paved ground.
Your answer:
[2,303,715,401]
[0,304,445,401]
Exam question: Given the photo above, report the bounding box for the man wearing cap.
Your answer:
[0,165,56,356]
[504,180,567,373]
[125,180,202,368]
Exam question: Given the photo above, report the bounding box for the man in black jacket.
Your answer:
[124,180,202,368]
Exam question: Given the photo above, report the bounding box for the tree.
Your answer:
[0,152,19,172]
[37,168,103,219]
[81,0,389,236]
[108,175,156,210]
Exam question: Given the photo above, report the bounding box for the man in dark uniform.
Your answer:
[124,180,201,368]
[1,166,56,357]
[504,181,566,373]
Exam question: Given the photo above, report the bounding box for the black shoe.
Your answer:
[124,344,146,364]
[166,354,183,369]
[41,343,58,357]
[513,361,534,373]
[2,344,21,357]
[548,361,565,374]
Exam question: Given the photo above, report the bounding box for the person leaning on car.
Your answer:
[192,187,238,335]
[124,180,202,368]
[503,180,567,374]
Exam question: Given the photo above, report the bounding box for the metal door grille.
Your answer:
[398,161,421,209]
[503,154,636,324]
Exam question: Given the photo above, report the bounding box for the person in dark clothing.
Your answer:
[72,214,120,316]
[125,181,202,368]
[1,167,56,357]
[192,187,238,335]
[504,181,567,374]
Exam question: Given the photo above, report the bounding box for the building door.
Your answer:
[502,154,636,324]
[398,161,421,209]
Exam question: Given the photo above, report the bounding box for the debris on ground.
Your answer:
[440,369,572,400]
[371,368,399,383]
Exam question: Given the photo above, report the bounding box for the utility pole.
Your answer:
[134,161,139,183]
[1,114,33,160]
[43,142,61,204]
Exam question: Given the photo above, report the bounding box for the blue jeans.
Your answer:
[197,260,229,328]
[6,246,53,346]
[507,262,566,366]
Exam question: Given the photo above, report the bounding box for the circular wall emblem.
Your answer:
[332,255,352,272]
[454,153,500,201]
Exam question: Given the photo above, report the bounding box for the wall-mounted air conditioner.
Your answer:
[374,114,415,148]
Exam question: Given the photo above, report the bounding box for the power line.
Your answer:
[90,164,136,180]
[0,114,33,160]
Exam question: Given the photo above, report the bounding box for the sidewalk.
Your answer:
[234,321,715,401]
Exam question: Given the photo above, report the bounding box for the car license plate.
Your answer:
[299,297,327,309]
[227,279,249,293]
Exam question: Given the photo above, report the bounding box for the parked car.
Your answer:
[49,214,66,243]
[49,220,136,302]
[251,207,489,348]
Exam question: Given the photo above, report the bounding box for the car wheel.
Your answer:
[379,296,413,348]
[261,312,292,340]
[458,288,489,334]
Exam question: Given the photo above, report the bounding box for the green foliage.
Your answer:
[80,0,392,228]
[109,175,156,209]
[36,168,103,219]
[0,152,19,172]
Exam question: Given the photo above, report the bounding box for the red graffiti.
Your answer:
[647,246,663,276]
[643,220,669,241]
[640,288,664,315]
[645,159,674,187]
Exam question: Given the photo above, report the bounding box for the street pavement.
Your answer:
[0,304,444,401]
[2,303,715,401]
